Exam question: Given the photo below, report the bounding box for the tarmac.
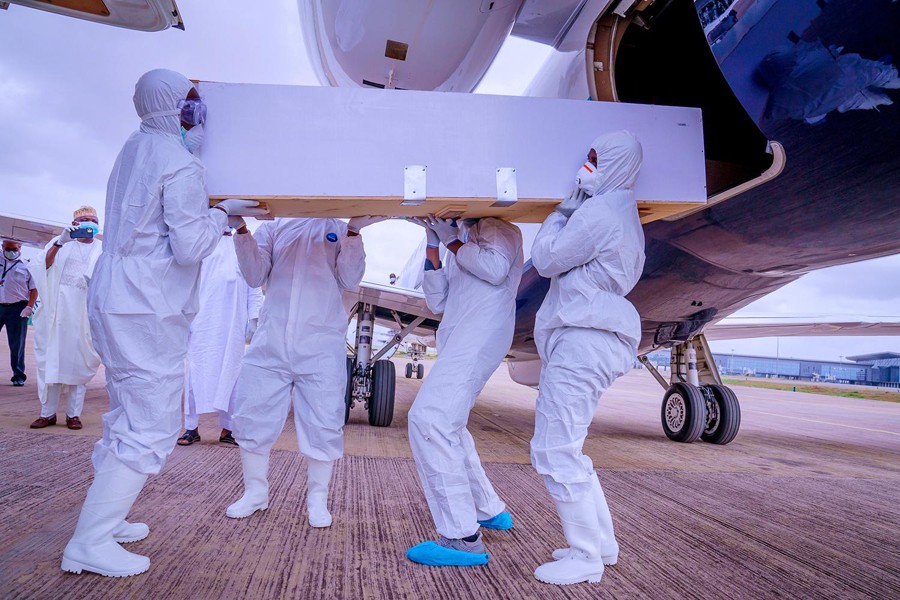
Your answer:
[1,341,898,599]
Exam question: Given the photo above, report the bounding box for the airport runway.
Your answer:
[1,345,898,599]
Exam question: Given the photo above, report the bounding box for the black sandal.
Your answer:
[219,430,239,446]
[177,428,201,446]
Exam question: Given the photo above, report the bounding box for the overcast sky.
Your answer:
[1,0,897,362]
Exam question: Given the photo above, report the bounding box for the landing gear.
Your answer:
[369,360,395,427]
[661,383,706,442]
[700,384,741,445]
[345,302,426,427]
[404,341,427,379]
[640,333,742,445]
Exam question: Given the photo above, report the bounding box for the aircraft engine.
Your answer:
[298,0,523,92]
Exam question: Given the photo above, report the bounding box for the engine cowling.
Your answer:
[298,0,523,92]
[507,358,542,388]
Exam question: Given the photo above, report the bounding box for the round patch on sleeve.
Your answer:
[326,232,339,243]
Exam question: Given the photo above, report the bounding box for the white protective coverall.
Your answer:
[32,236,102,418]
[530,131,645,503]
[408,218,524,539]
[87,69,228,475]
[185,234,263,430]
[231,218,364,459]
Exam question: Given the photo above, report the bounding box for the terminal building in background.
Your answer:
[646,351,900,388]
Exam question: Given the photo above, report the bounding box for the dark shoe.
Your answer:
[12,379,25,387]
[177,428,201,446]
[30,415,57,428]
[66,416,83,430]
[219,429,239,446]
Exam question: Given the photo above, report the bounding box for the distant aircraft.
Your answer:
[5,0,898,445]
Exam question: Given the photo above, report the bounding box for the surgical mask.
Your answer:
[184,124,205,155]
[575,162,600,196]
[3,250,19,261]
[177,97,207,126]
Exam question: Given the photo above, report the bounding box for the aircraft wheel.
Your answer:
[368,360,395,427]
[661,383,706,443]
[416,363,424,379]
[701,384,741,445]
[344,357,354,424]
[405,362,413,378]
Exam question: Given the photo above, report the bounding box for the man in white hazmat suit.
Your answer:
[30,206,103,431]
[529,131,645,585]
[225,215,383,527]
[404,215,523,567]
[61,69,267,578]
[178,231,264,447]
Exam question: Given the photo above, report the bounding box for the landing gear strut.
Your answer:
[639,333,741,444]
[345,302,425,427]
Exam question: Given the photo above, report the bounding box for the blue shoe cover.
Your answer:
[478,511,514,530]
[406,541,489,566]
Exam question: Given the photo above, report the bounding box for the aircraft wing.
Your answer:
[0,212,66,248]
[705,320,900,341]
[4,0,183,31]
[342,280,441,340]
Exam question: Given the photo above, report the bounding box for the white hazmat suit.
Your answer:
[529,131,645,585]
[184,234,263,433]
[226,218,365,525]
[62,69,229,578]
[408,218,523,540]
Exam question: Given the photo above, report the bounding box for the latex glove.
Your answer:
[424,214,460,246]
[406,217,440,248]
[215,199,270,217]
[228,215,246,230]
[556,188,588,218]
[347,215,388,234]
[57,226,77,245]
[245,318,258,345]
[20,305,34,318]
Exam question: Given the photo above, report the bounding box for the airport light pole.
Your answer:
[775,337,780,379]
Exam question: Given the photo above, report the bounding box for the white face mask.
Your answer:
[574,162,600,196]
[184,124,205,155]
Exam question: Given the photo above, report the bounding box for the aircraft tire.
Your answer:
[416,363,424,379]
[701,384,741,445]
[661,382,706,443]
[405,362,413,378]
[368,360,395,427]
[344,357,354,424]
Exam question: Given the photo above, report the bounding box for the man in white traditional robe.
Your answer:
[178,231,263,446]
[30,205,103,430]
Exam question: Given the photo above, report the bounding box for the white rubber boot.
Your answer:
[226,451,269,519]
[306,458,334,528]
[534,495,605,585]
[61,454,151,577]
[552,473,619,565]
[112,521,150,544]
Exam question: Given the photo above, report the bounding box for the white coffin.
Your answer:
[197,82,706,223]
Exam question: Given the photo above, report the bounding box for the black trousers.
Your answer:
[0,301,28,383]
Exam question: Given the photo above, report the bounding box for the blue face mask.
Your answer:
[3,250,19,261]
[181,126,187,141]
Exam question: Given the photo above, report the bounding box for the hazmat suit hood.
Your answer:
[133,68,194,137]
[588,130,643,197]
